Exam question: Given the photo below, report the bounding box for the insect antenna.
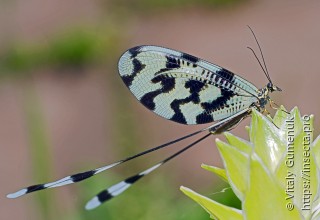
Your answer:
[247,26,273,84]
[85,133,211,210]
[6,128,206,199]
[246,46,269,79]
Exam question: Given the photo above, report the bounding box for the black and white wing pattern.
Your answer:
[119,46,259,125]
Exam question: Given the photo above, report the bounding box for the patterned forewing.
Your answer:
[118,46,258,124]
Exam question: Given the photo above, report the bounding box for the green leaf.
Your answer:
[216,139,249,201]
[249,109,286,172]
[275,111,317,219]
[201,164,228,182]
[273,105,289,128]
[311,198,320,220]
[243,154,302,220]
[311,136,320,168]
[224,132,252,154]
[180,186,243,220]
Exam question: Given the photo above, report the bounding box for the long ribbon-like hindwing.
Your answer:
[85,134,211,210]
[7,128,205,198]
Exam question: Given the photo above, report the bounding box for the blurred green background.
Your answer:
[1,0,319,220]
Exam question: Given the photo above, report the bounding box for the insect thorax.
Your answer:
[257,86,271,110]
